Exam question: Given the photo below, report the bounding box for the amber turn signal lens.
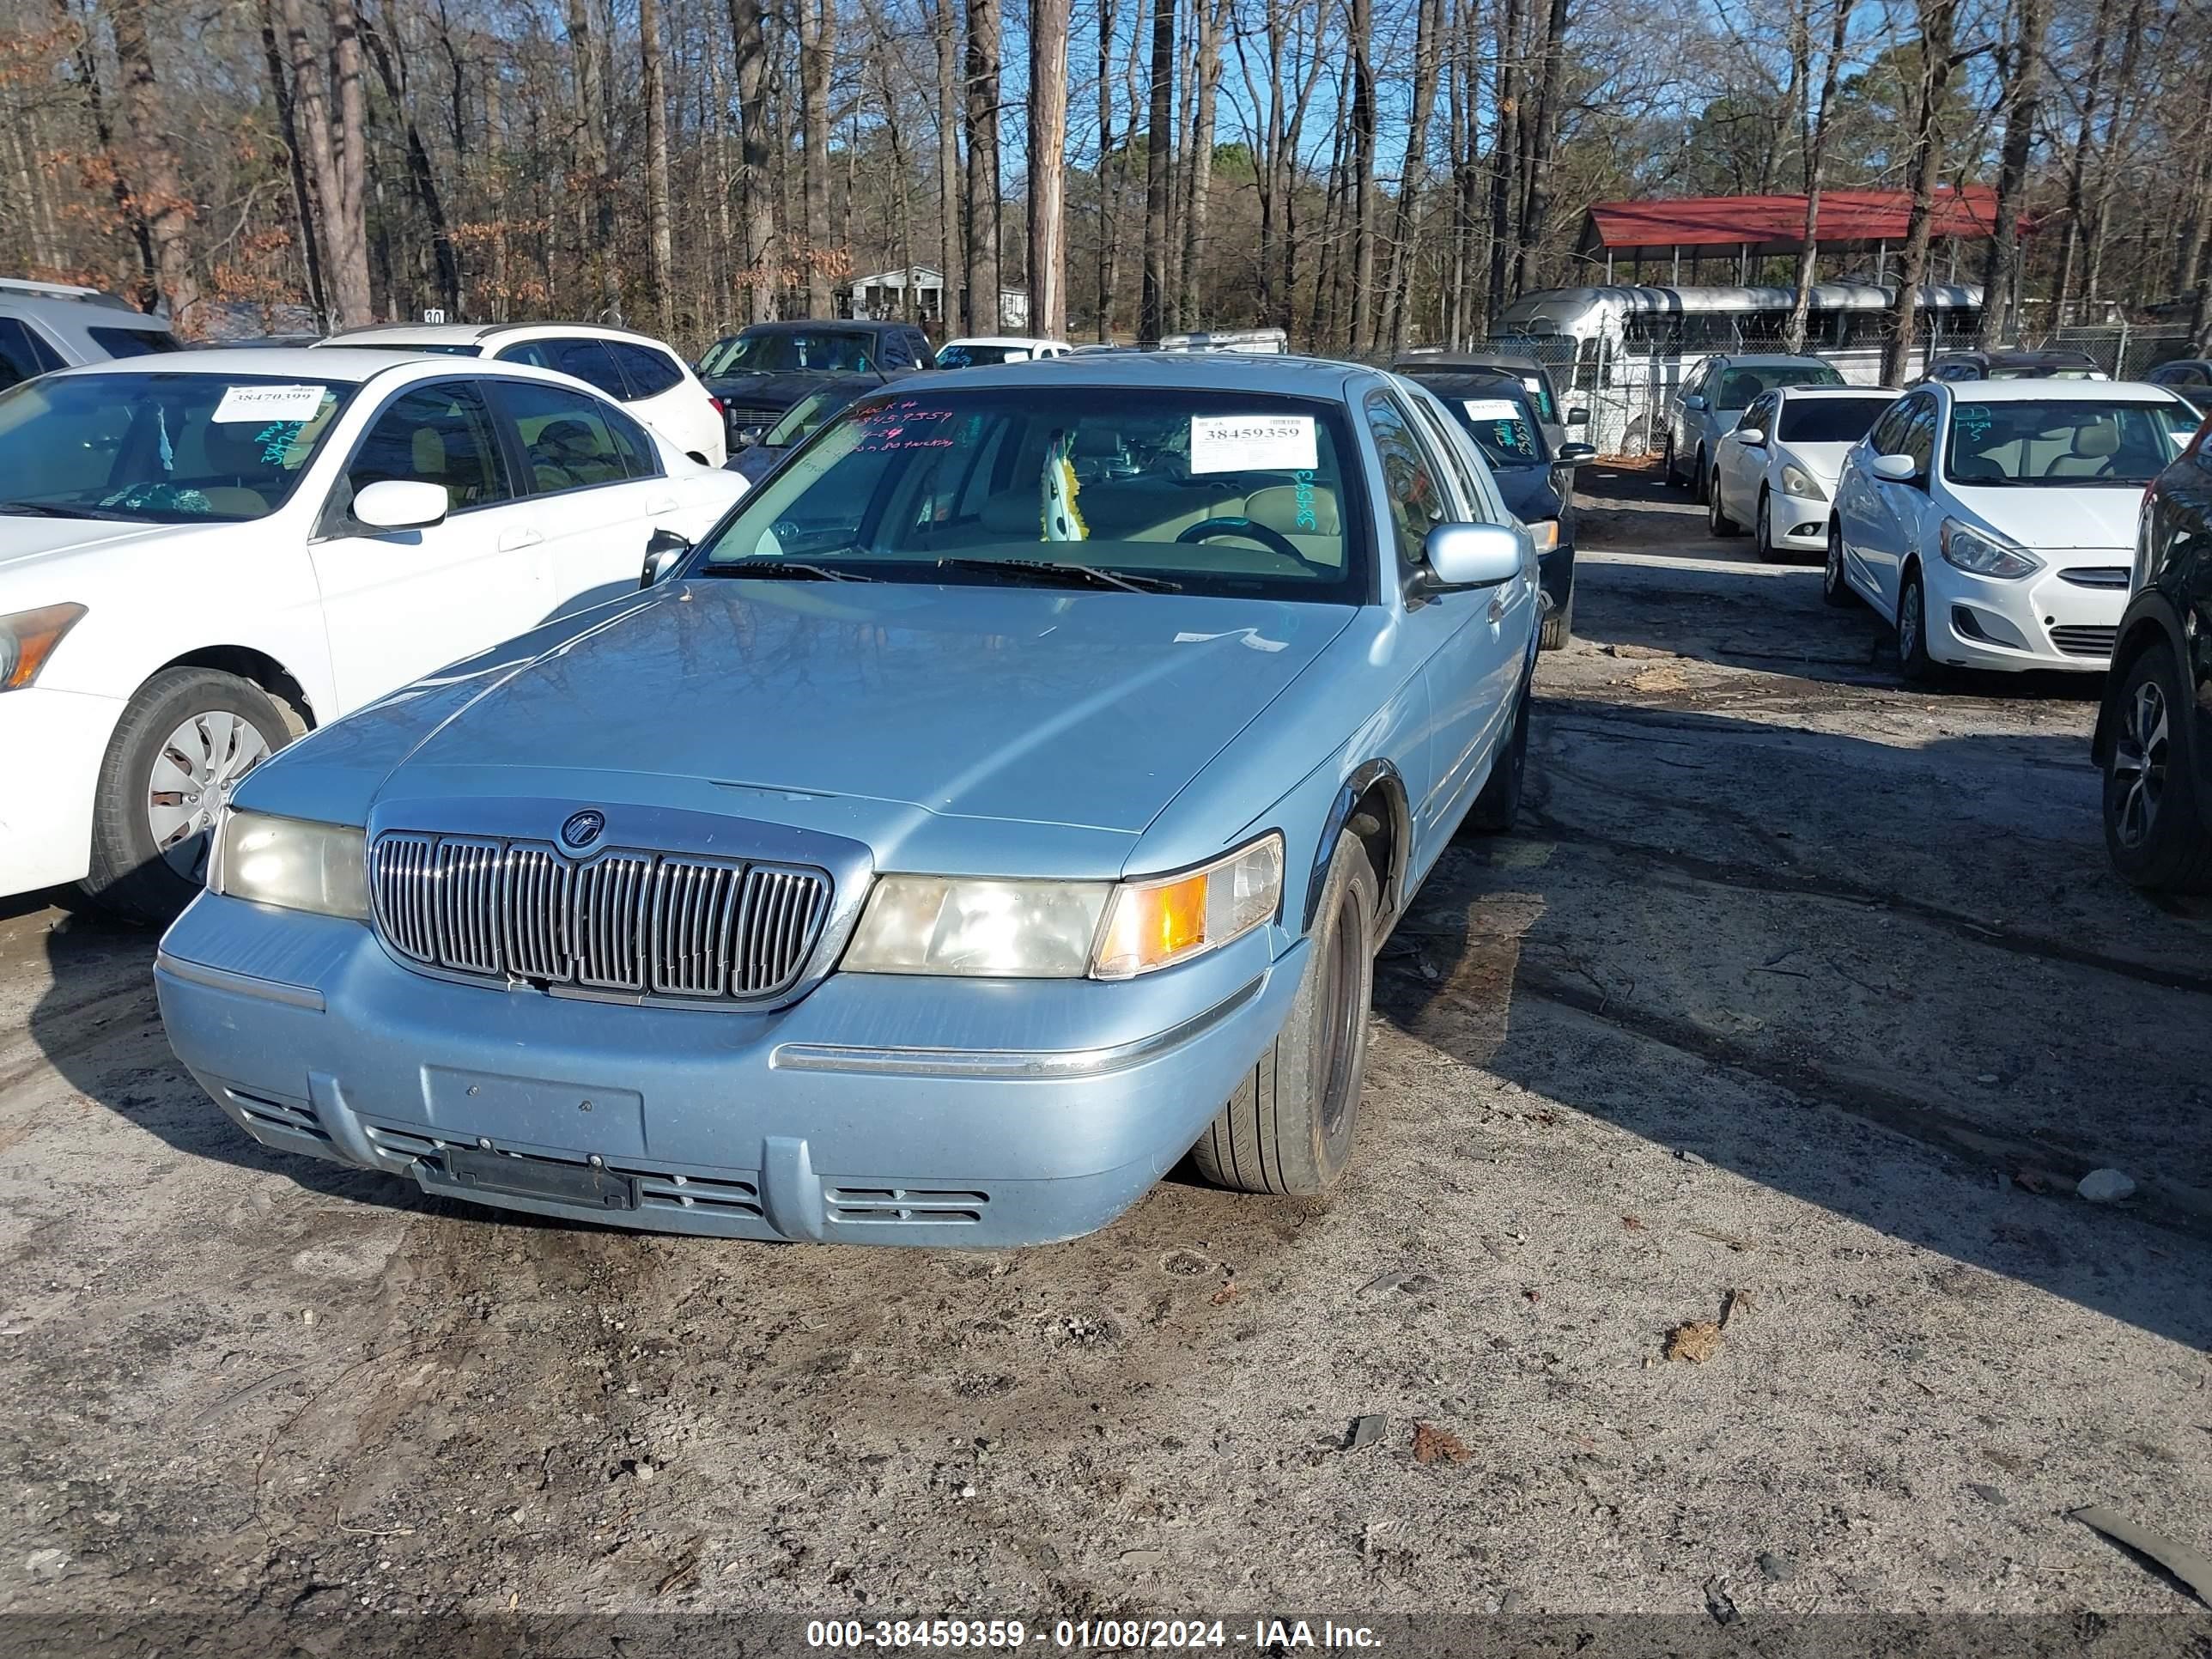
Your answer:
[0,602,88,691]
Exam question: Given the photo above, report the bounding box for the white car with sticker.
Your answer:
[0,348,747,918]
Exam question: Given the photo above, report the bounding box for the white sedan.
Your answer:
[1709,385,1900,559]
[0,348,746,917]
[1827,380,2199,680]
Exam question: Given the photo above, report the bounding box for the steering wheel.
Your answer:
[1175,515,1305,563]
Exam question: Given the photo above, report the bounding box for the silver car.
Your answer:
[0,277,180,391]
[1663,352,1844,502]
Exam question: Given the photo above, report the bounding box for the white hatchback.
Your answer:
[1827,380,2199,679]
[1709,384,1900,559]
[317,321,728,466]
[0,348,746,916]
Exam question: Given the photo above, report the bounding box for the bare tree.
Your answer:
[730,0,775,320]
[1785,0,1856,354]
[1881,0,1962,386]
[799,0,837,315]
[1139,0,1174,340]
[962,0,1001,331]
[1346,0,1376,349]
[563,0,620,321]
[1176,0,1228,326]
[1512,0,1569,296]
[112,0,201,327]
[1095,0,1122,340]
[2050,0,2117,321]
[1381,0,1443,350]
[1028,0,1072,337]
[276,0,372,327]
[641,0,676,331]
[1976,0,2044,347]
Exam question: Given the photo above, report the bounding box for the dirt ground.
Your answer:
[3,463,2210,1633]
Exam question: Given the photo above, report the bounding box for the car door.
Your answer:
[484,376,681,621]
[1860,392,1940,615]
[1370,390,1520,857]
[307,378,547,712]
[1719,392,1777,520]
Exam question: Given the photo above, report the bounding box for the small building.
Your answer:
[839,266,1027,332]
[1575,188,2003,288]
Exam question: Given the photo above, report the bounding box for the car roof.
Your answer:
[319,320,678,350]
[0,279,165,324]
[1395,367,1536,397]
[1711,353,1832,368]
[50,345,404,382]
[1929,378,2187,403]
[928,351,1373,398]
[1772,384,1899,399]
[730,319,914,336]
[1397,351,1547,374]
[943,336,1068,349]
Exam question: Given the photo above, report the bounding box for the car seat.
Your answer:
[2048,420,2120,477]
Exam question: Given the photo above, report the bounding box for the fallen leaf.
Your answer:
[1522,1287,1541,1304]
[1209,1282,1242,1306]
[1621,1215,1646,1231]
[1664,1320,1725,1364]
[1412,1423,1472,1465]
[1719,1287,1753,1328]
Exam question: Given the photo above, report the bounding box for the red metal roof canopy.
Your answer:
[1579,188,2000,258]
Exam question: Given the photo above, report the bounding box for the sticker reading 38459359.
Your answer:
[1189,413,1316,475]
[212,384,330,425]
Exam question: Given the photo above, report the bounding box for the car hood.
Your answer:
[246,580,1353,859]
[0,514,208,575]
[1489,465,1565,524]
[1778,441,1856,488]
[1948,483,2145,550]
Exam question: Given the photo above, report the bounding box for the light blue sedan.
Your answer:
[155,355,1542,1246]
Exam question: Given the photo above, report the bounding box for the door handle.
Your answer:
[500,527,545,550]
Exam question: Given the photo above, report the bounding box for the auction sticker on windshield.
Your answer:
[1190,413,1316,474]
[1463,399,1522,422]
[212,384,331,424]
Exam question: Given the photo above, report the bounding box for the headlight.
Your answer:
[1523,518,1561,552]
[842,831,1285,980]
[211,810,370,920]
[1092,833,1284,980]
[1940,519,2039,580]
[843,875,1112,976]
[1778,463,1827,502]
[0,602,88,692]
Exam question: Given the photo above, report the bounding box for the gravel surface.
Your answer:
[2,463,2209,1630]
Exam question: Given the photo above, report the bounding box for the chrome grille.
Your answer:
[2057,567,2130,589]
[369,833,830,1003]
[2050,624,2118,658]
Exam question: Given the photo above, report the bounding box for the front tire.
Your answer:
[1190,829,1377,1197]
[1896,567,1939,684]
[1755,489,1781,562]
[83,667,290,924]
[2104,641,2212,893]
[1539,589,1573,651]
[1823,520,1856,607]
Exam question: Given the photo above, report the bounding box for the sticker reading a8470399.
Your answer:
[1190,413,1316,475]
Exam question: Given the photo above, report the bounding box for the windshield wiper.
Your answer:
[699,558,877,582]
[933,556,1182,593]
[0,499,103,519]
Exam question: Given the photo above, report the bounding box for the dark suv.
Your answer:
[2093,421,2212,891]
[696,319,933,449]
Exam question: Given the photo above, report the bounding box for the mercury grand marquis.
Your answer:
[155,354,1541,1246]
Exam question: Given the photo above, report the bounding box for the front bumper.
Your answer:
[155,894,1301,1247]
[0,686,125,898]
[1928,556,2129,673]
[1771,491,1830,552]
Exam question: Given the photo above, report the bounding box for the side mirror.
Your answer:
[641,527,690,588]
[1682,394,1707,411]
[1556,441,1597,463]
[1869,453,1920,484]
[1566,407,1589,425]
[1735,428,1766,447]
[352,478,448,531]
[1420,522,1522,591]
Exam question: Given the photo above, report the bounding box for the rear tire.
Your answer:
[1190,830,1377,1197]
[1823,520,1856,607]
[2103,640,2212,893]
[1661,435,1680,488]
[82,667,290,925]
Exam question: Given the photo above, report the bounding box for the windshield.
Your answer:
[1717,364,1844,407]
[1439,392,1547,468]
[938,343,1030,368]
[701,331,877,376]
[0,371,351,522]
[1510,373,1557,422]
[1945,398,2197,487]
[696,386,1364,601]
[1778,398,1894,445]
[760,387,858,447]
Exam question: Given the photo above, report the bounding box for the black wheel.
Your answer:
[83,667,291,924]
[1466,674,1532,834]
[1823,520,1856,607]
[1708,473,1741,536]
[1538,589,1573,651]
[1190,829,1377,1197]
[1692,447,1710,504]
[2104,641,2212,893]
[1896,566,1939,684]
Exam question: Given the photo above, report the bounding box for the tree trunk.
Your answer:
[1095,0,1121,339]
[277,0,373,328]
[564,0,620,321]
[1027,0,1072,337]
[1176,0,1226,328]
[1881,0,1959,386]
[730,0,775,320]
[962,0,1001,332]
[55,0,156,301]
[1346,0,1376,350]
[1786,0,1854,353]
[1381,0,1443,350]
[641,0,677,332]
[1485,0,1522,326]
[2050,0,2115,321]
[1975,0,2043,347]
[1139,0,1173,341]
[258,0,326,324]
[1511,0,1567,296]
[799,0,837,316]
[111,0,201,329]
[2080,0,2146,311]
[360,8,459,320]
[933,0,962,334]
